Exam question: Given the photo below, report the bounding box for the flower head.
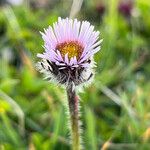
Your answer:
[37,17,102,86]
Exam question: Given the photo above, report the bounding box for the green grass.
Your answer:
[0,0,150,149]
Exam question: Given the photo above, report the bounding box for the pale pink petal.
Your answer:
[64,53,69,65]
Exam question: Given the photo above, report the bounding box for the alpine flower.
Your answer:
[36,17,102,150]
[37,17,102,87]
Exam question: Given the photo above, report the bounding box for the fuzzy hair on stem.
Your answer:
[66,83,81,150]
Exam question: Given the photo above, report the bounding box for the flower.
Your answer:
[118,0,133,17]
[36,17,102,86]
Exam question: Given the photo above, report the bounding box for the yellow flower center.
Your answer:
[56,41,84,60]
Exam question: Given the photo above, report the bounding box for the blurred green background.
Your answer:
[0,0,150,149]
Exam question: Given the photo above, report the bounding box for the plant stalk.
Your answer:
[66,84,81,150]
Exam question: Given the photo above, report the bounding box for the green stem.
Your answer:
[67,85,81,150]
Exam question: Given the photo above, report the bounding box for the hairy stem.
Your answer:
[66,85,81,150]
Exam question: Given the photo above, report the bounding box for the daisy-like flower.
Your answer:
[37,17,102,87]
[36,17,103,150]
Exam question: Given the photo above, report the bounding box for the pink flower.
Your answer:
[37,17,102,86]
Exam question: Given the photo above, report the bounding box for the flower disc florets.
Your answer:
[36,17,102,86]
[56,41,83,60]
